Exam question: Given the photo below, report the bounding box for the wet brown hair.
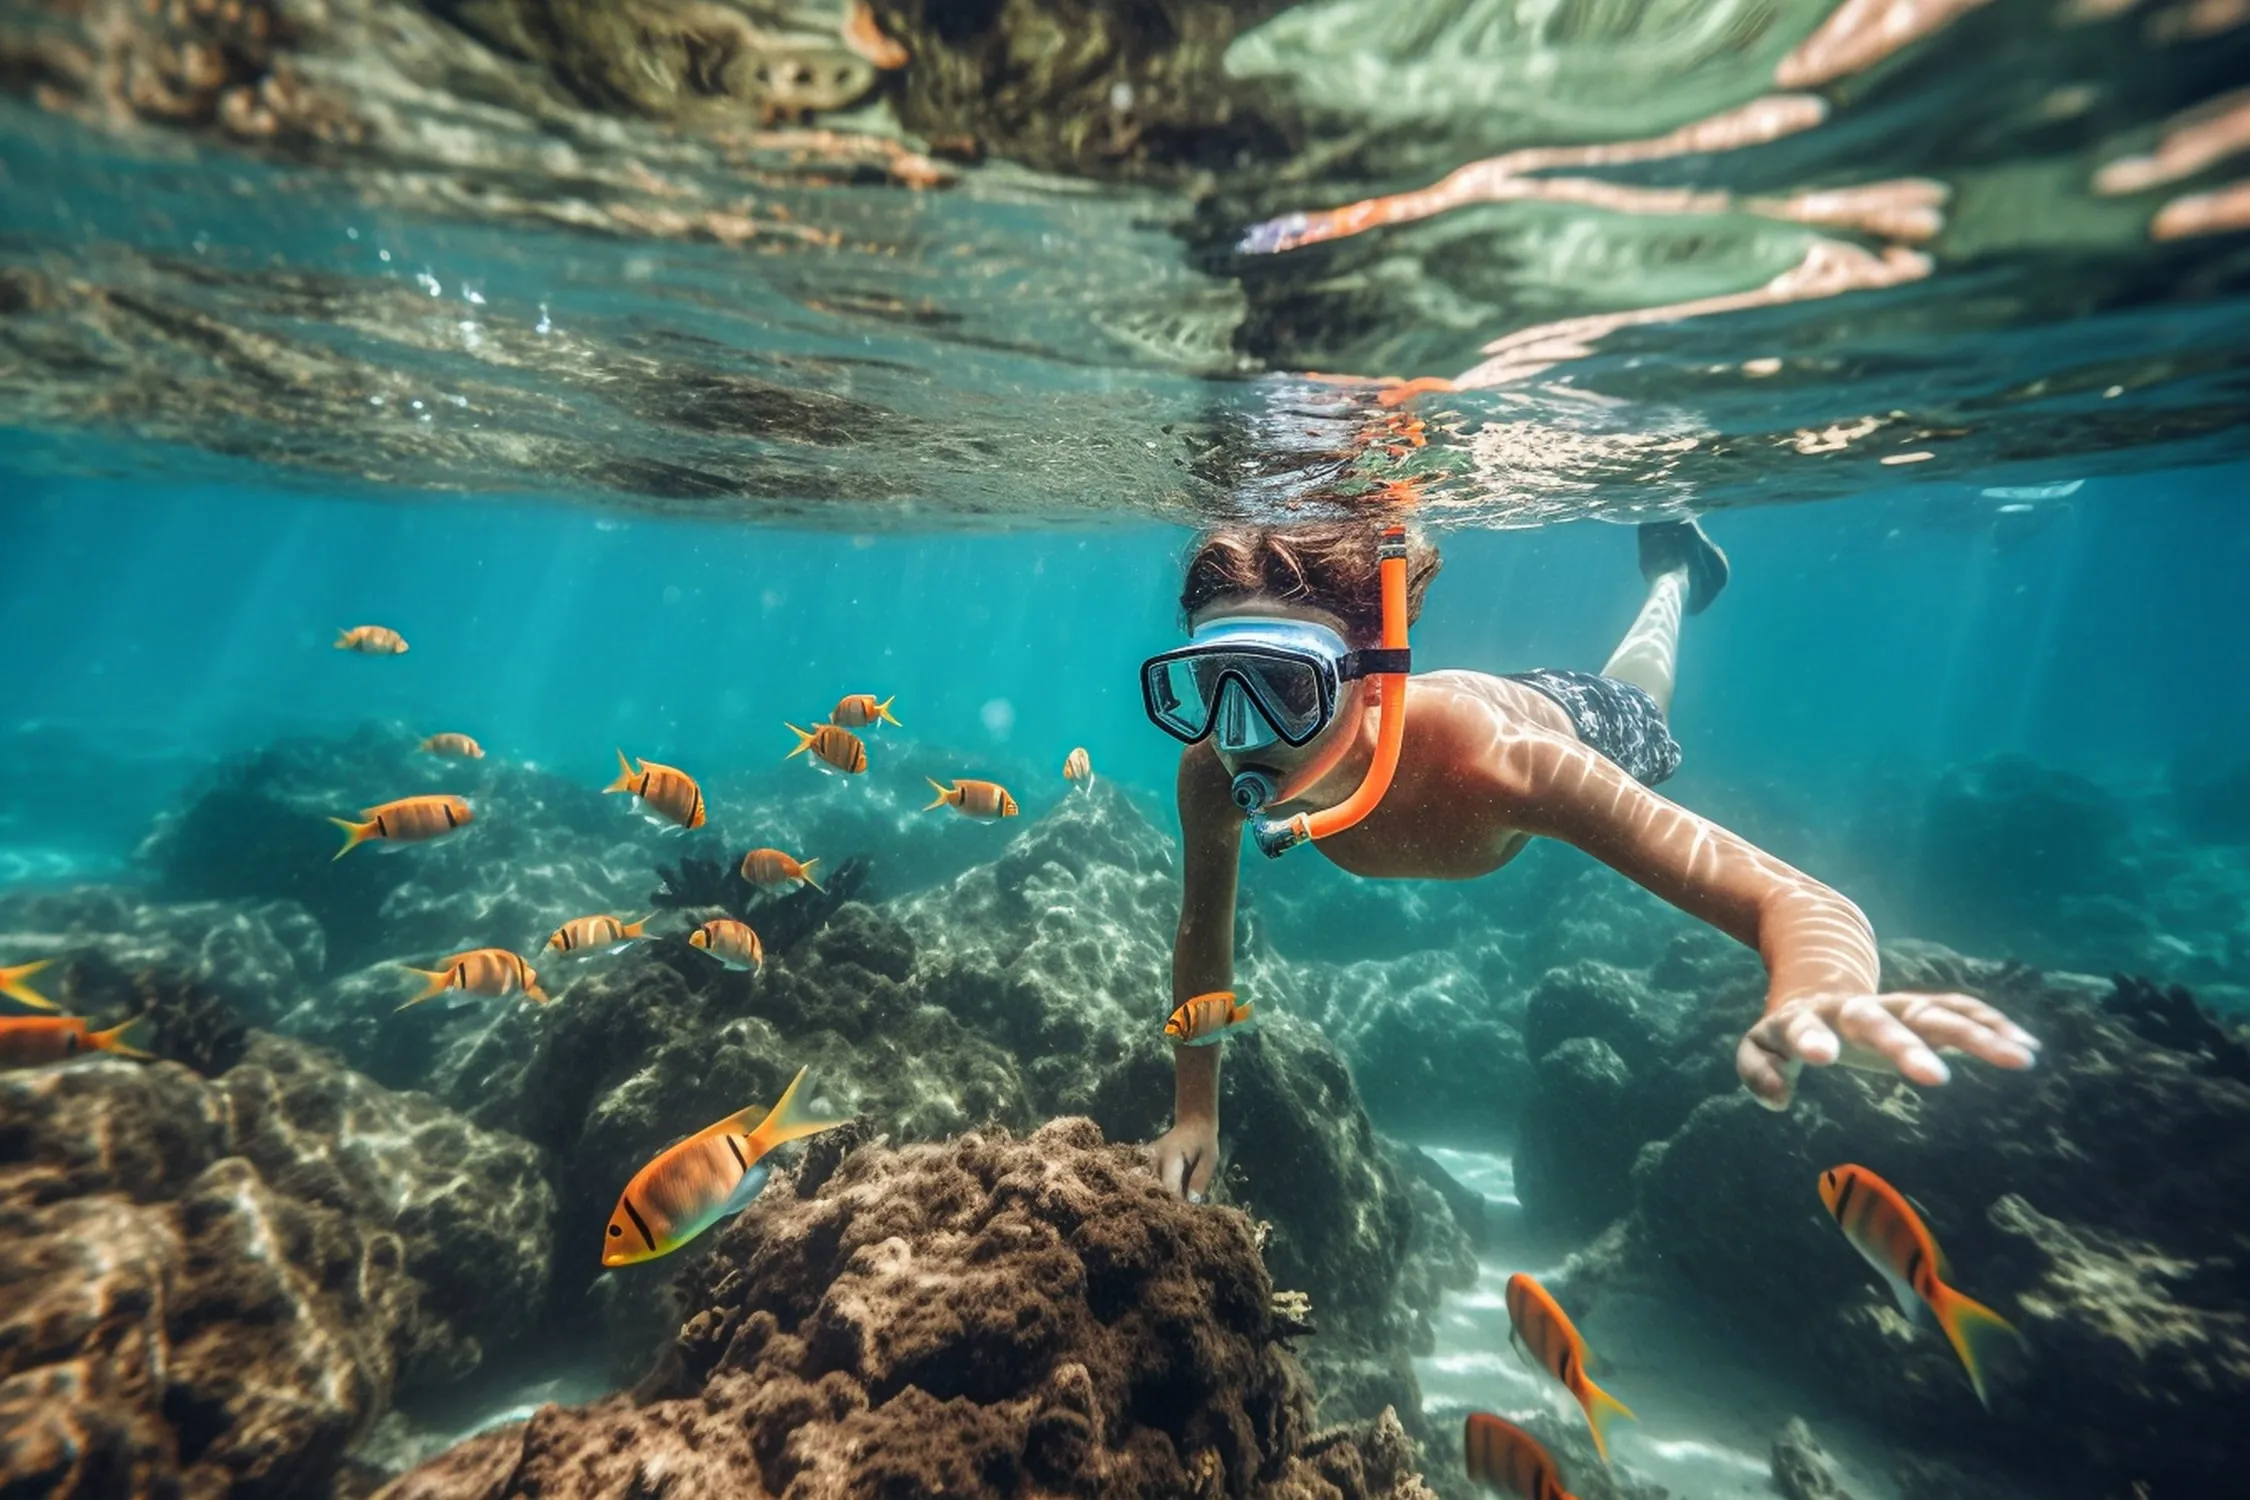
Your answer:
[1179,521,1442,645]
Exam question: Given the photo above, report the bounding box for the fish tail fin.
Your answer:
[1231,997,1256,1029]
[798,858,824,893]
[1,958,59,1011]
[396,967,452,1008]
[89,1013,155,1059]
[923,777,954,811]
[1579,1377,1637,1465]
[329,816,375,859]
[784,723,815,759]
[333,628,350,648]
[1928,1280,2022,1410]
[604,747,637,793]
[750,1065,852,1152]
[619,915,649,939]
[877,696,901,726]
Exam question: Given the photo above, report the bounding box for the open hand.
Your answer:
[1737,990,2041,1110]
[1147,1116,1218,1203]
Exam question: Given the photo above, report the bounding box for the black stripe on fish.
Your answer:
[1904,1247,1926,1291]
[376,814,390,838]
[622,1196,658,1252]
[1558,1348,1575,1387]
[1832,1172,1859,1226]
[444,801,458,828]
[725,1135,748,1176]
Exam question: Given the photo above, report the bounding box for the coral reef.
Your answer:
[894,781,1476,1424]
[0,1036,554,1497]
[1569,945,2250,1494]
[2102,971,2250,1083]
[377,1119,1436,1500]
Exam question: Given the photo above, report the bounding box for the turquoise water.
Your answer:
[5,4,2250,1497]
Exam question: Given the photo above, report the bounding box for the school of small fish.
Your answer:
[0,623,1080,1273]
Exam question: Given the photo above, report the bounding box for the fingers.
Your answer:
[1889,993,2038,1070]
[1186,1149,1215,1203]
[1833,994,1950,1084]
[1780,1005,1841,1067]
[1157,1145,1186,1200]
[1735,1029,1799,1111]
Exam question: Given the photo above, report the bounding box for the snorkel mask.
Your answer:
[1141,524,1413,857]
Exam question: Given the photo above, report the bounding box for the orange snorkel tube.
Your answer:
[1252,522,1412,857]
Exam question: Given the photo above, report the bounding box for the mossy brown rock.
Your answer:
[377,1118,1436,1499]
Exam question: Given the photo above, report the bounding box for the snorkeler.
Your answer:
[1141,517,2042,1202]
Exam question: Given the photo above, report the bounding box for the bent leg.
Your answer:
[1602,569,1687,715]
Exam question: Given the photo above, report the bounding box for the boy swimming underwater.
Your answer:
[1142,517,2041,1202]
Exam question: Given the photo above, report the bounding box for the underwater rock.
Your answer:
[0,883,324,1028]
[0,1035,554,1497]
[1302,948,1528,1147]
[896,781,1475,1426]
[1771,1417,1859,1500]
[1514,1037,1644,1241]
[144,722,647,972]
[1597,947,2250,1493]
[378,1118,1437,1500]
[2101,971,2250,1084]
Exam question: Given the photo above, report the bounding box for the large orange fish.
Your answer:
[419,732,484,759]
[1,958,58,1012]
[829,693,900,729]
[335,625,408,654]
[1463,1413,1576,1500]
[924,777,1017,819]
[741,848,823,893]
[1819,1163,2023,1408]
[330,794,474,858]
[605,749,706,830]
[786,722,868,775]
[1063,747,1093,792]
[688,918,764,972]
[397,948,547,1010]
[1165,990,1256,1046]
[544,914,650,957]
[1504,1274,1635,1463]
[0,1014,151,1069]
[602,1065,848,1265]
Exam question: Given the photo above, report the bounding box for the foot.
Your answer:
[1638,518,1729,615]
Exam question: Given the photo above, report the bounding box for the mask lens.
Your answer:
[1140,634,1340,746]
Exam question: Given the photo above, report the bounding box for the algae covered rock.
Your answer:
[1598,950,2250,1494]
[0,1036,556,1498]
[377,1119,1437,1500]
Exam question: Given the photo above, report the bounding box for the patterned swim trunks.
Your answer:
[1506,668,1683,787]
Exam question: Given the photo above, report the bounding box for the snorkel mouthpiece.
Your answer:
[1251,523,1412,858]
[1231,768,1280,815]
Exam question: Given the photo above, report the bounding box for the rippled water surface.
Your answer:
[3,0,2246,524]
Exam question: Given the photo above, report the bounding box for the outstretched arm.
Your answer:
[1150,742,1242,1198]
[1485,726,2039,1107]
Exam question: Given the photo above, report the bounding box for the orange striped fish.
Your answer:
[787,721,868,775]
[335,625,408,654]
[605,749,706,830]
[830,693,900,729]
[923,777,1017,819]
[741,848,823,893]
[545,914,650,957]
[841,1,908,71]
[1,958,59,1012]
[1,1014,151,1069]
[331,794,473,858]
[1165,990,1255,1046]
[602,1065,848,1265]
[1504,1274,1635,1463]
[419,732,484,759]
[688,918,764,972]
[1463,1413,1576,1500]
[1063,747,1093,792]
[1819,1164,2023,1409]
[397,948,547,1010]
